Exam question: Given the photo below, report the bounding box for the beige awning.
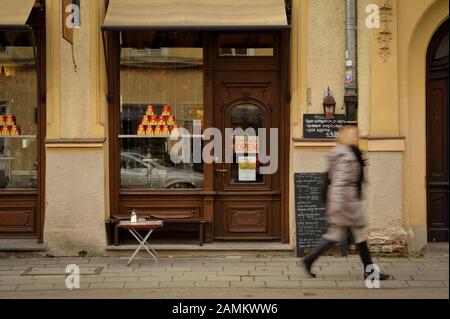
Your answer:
[0,0,36,28]
[102,0,288,30]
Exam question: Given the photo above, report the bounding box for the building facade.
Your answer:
[0,0,448,256]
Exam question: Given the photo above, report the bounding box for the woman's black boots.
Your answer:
[302,240,336,278]
[357,241,390,280]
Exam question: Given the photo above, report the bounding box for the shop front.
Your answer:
[102,0,291,245]
[0,1,45,243]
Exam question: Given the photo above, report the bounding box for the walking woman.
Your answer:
[302,126,390,281]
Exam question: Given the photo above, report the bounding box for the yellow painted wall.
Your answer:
[290,0,448,253]
[44,0,108,255]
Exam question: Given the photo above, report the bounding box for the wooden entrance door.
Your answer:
[426,20,449,242]
[212,31,289,241]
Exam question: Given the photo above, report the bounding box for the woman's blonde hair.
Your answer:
[336,125,359,145]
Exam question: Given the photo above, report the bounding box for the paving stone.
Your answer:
[195,281,230,288]
[178,271,216,277]
[250,270,284,276]
[89,283,125,289]
[57,258,92,265]
[221,270,250,276]
[265,262,298,267]
[255,266,288,271]
[240,258,273,262]
[230,281,266,288]
[421,263,449,269]
[254,276,289,282]
[77,277,105,283]
[0,284,17,291]
[0,266,12,271]
[411,275,449,281]
[311,262,330,267]
[165,267,192,272]
[443,281,449,287]
[300,280,337,289]
[104,276,139,283]
[336,281,366,288]
[174,274,207,281]
[32,276,67,284]
[378,281,409,289]
[17,284,54,291]
[191,267,224,272]
[233,263,267,267]
[209,259,237,264]
[104,267,137,273]
[407,281,445,288]
[11,266,30,271]
[138,276,173,282]
[266,281,301,289]
[207,275,241,282]
[160,281,194,288]
[96,272,120,277]
[319,257,355,263]
[322,275,360,281]
[240,276,256,282]
[0,270,27,276]
[318,268,352,276]
[288,274,319,280]
[0,276,35,284]
[26,259,59,265]
[52,283,91,290]
[0,260,28,266]
[270,257,301,262]
[390,274,413,280]
[124,282,160,289]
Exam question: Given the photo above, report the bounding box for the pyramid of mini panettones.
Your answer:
[137,105,179,136]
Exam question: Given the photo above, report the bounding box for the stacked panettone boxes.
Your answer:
[137,105,180,136]
[0,115,21,136]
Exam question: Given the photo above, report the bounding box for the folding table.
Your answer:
[118,220,164,266]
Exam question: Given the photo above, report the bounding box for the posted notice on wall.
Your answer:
[234,136,258,154]
[238,156,257,181]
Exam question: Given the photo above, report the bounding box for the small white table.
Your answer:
[118,220,164,266]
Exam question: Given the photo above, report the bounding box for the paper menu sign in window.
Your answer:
[238,156,257,182]
[235,136,258,154]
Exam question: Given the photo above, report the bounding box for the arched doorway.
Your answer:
[426,20,449,242]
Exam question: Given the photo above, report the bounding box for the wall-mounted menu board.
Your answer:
[303,114,347,139]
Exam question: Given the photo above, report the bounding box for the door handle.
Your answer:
[215,169,228,173]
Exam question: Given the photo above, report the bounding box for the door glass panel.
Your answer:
[120,31,204,190]
[228,104,264,184]
[0,31,38,189]
[434,32,449,60]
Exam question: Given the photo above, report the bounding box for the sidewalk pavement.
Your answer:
[0,251,448,299]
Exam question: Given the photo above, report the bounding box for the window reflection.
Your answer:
[0,31,38,189]
[120,31,204,189]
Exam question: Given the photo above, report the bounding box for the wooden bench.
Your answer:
[107,216,211,247]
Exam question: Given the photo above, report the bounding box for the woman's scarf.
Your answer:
[350,145,365,199]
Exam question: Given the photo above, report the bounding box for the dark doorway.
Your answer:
[426,20,449,242]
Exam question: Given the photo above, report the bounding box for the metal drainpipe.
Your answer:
[345,0,358,123]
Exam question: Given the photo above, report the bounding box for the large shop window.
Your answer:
[119,31,204,190]
[0,30,38,189]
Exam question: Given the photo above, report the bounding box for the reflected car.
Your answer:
[120,152,203,189]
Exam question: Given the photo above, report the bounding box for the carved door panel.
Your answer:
[427,21,449,242]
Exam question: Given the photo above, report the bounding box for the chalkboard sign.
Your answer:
[294,173,348,257]
[303,114,347,139]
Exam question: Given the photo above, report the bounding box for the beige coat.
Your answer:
[326,144,367,227]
